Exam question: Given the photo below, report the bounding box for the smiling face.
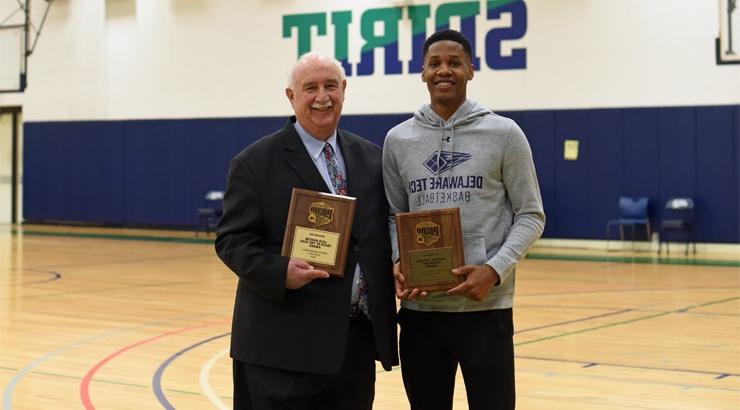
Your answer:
[421,40,474,119]
[285,56,346,140]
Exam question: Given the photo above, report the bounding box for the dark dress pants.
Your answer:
[233,315,376,410]
[399,308,515,410]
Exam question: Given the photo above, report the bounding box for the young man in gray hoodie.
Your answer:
[383,29,545,410]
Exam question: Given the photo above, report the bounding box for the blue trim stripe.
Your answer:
[152,332,230,409]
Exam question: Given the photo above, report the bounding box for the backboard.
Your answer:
[0,0,27,92]
[718,0,740,64]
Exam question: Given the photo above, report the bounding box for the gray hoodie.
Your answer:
[383,99,545,312]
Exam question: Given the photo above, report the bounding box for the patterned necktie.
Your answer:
[322,142,370,318]
[323,142,347,196]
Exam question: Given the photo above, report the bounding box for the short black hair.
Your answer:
[422,29,472,61]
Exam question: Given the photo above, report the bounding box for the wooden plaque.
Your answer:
[396,208,465,292]
[282,188,356,277]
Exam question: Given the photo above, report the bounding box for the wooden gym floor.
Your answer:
[1,224,738,409]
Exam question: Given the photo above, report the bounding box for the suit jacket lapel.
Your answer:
[337,130,362,198]
[280,119,332,193]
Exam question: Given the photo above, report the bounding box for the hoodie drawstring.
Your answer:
[437,121,444,176]
[450,120,455,176]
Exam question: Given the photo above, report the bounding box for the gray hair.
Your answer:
[286,51,347,89]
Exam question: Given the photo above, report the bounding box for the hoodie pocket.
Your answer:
[462,233,487,265]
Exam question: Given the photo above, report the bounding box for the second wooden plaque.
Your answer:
[395,208,465,292]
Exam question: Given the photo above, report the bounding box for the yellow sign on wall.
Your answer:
[564,139,579,161]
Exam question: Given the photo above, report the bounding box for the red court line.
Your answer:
[79,318,229,410]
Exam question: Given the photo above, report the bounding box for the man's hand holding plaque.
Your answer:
[395,208,465,293]
[446,264,500,301]
[282,188,356,277]
[285,258,331,289]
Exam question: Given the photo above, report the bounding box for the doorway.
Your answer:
[0,106,22,224]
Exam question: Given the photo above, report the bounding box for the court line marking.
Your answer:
[14,229,214,244]
[2,313,223,410]
[5,231,738,403]
[517,355,740,378]
[526,252,740,267]
[0,367,229,398]
[516,301,738,315]
[381,296,739,379]
[11,269,62,285]
[0,276,233,302]
[200,347,231,410]
[515,296,740,347]
[4,297,735,406]
[515,308,633,333]
[152,333,230,409]
[80,318,229,409]
[13,228,740,267]
[520,286,737,298]
[514,364,740,395]
[26,252,217,272]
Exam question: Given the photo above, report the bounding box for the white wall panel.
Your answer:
[0,0,736,121]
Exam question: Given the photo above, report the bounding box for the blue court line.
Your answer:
[17,269,61,285]
[526,252,740,267]
[515,308,633,334]
[1,314,226,410]
[521,286,738,298]
[384,297,739,374]
[517,303,738,318]
[0,276,232,302]
[29,252,213,272]
[0,366,232,397]
[518,355,740,379]
[2,325,145,410]
[515,296,739,348]
[152,332,231,409]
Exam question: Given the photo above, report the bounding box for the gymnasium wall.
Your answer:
[3,0,740,241]
[22,104,739,242]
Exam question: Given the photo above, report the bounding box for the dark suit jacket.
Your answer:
[215,118,398,374]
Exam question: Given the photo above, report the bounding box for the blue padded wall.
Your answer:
[588,109,624,239]
[514,110,556,238]
[24,118,252,227]
[658,107,696,205]
[695,106,739,242]
[553,110,591,238]
[23,105,740,242]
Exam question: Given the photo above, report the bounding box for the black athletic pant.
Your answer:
[398,308,515,410]
[232,315,376,410]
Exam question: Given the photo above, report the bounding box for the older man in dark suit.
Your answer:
[215,52,398,409]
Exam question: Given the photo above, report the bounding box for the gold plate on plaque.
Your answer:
[291,226,340,266]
